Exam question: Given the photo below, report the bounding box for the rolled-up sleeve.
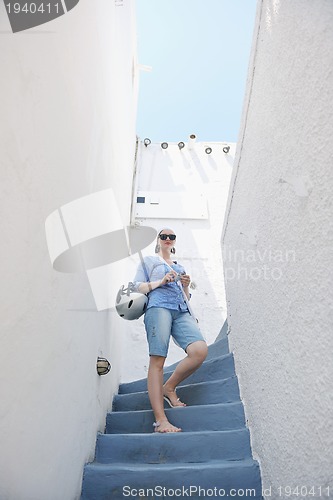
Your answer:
[132,262,147,292]
[132,256,155,292]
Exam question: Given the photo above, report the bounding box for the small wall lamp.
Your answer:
[144,138,151,147]
[96,357,111,376]
[188,134,196,150]
[223,145,230,154]
[161,142,168,149]
[178,142,185,150]
[205,147,212,154]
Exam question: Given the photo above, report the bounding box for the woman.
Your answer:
[133,228,208,433]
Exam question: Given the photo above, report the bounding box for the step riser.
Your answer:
[119,355,235,394]
[81,461,262,500]
[95,429,252,464]
[174,356,235,386]
[205,335,229,360]
[113,377,240,412]
[165,336,229,372]
[106,403,245,434]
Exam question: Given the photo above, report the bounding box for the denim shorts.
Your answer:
[143,307,205,357]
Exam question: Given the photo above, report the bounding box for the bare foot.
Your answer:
[153,419,182,433]
[163,385,186,407]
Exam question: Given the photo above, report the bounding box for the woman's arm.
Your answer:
[137,270,178,294]
[137,280,161,294]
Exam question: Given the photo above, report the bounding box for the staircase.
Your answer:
[81,323,263,499]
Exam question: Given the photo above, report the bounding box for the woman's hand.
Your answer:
[161,270,178,285]
[180,274,191,288]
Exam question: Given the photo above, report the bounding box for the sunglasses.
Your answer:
[159,233,176,241]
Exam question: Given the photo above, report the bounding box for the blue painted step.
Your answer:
[214,319,229,342]
[81,460,262,500]
[205,334,229,360]
[113,376,240,412]
[119,353,235,394]
[106,402,245,434]
[95,429,252,464]
[165,334,229,372]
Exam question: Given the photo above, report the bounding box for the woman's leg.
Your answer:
[163,340,208,401]
[148,355,181,433]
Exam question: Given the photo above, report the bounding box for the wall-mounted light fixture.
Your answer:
[161,142,168,149]
[205,147,212,154]
[96,357,111,376]
[178,142,185,150]
[188,134,196,150]
[223,145,230,154]
[144,138,151,147]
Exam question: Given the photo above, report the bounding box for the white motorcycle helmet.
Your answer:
[115,283,148,320]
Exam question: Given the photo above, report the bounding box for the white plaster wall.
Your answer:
[0,1,137,499]
[120,140,234,382]
[222,1,333,497]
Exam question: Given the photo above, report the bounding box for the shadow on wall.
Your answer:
[45,187,157,304]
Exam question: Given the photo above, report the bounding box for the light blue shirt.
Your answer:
[133,255,189,312]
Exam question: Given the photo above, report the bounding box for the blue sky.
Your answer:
[136,0,257,144]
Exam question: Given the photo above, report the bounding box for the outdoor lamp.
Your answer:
[178,142,185,150]
[161,142,168,149]
[188,134,196,150]
[144,138,151,147]
[205,147,212,154]
[223,145,230,154]
[96,357,111,376]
